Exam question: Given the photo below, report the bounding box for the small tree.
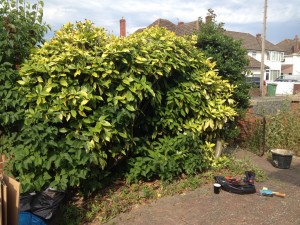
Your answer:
[196,9,250,141]
[0,0,50,66]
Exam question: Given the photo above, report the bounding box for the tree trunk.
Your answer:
[215,138,223,158]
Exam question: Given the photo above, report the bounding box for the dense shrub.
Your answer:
[1,20,236,192]
[126,134,215,183]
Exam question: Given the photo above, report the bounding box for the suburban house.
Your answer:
[276,35,300,77]
[121,17,285,82]
[224,31,284,82]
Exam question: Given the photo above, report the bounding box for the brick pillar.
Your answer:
[120,18,126,37]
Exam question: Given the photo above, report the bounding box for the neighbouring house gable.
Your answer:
[148,19,177,32]
[276,35,300,55]
[175,21,199,36]
[146,19,200,36]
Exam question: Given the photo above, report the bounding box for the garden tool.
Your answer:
[259,189,286,197]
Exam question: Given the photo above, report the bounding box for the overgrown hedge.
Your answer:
[1,20,236,192]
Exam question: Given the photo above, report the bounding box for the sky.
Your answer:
[42,0,300,44]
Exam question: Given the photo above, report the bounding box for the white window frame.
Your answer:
[280,52,284,62]
[267,51,282,62]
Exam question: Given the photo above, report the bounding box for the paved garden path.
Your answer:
[103,149,300,225]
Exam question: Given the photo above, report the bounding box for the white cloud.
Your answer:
[42,0,299,43]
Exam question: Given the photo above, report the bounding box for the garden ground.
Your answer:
[98,149,300,225]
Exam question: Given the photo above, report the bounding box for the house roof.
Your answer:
[247,56,269,69]
[175,21,199,36]
[148,19,177,32]
[224,31,283,52]
[138,18,283,53]
[136,18,282,71]
[276,36,300,55]
[281,64,293,74]
[147,19,199,36]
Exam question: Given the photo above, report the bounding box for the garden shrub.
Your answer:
[1,20,236,192]
[126,134,215,183]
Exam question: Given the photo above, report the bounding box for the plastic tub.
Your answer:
[271,149,293,169]
[18,212,47,225]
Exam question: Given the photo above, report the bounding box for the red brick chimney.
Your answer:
[294,35,299,53]
[120,17,126,37]
[178,21,184,26]
[256,33,262,45]
[205,15,212,24]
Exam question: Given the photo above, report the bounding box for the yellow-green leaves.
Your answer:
[15,22,237,192]
[80,99,89,106]
[59,78,68,86]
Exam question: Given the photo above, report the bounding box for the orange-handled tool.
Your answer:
[260,189,286,198]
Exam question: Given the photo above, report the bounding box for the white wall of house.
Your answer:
[266,81,300,95]
[250,69,261,77]
[283,54,300,75]
[284,55,293,64]
[247,50,283,81]
[247,51,263,77]
[248,51,260,61]
[293,56,300,74]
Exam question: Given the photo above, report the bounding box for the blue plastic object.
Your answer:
[18,212,47,225]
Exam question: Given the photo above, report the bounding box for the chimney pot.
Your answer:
[120,17,126,37]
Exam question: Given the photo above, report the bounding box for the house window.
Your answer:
[252,51,256,58]
[270,70,280,81]
[266,69,270,80]
[267,51,282,62]
[280,52,284,62]
[267,51,270,60]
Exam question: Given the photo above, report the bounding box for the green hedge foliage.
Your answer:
[1,20,236,192]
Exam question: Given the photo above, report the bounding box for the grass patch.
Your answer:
[58,153,267,225]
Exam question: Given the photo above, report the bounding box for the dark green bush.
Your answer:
[127,134,215,183]
[0,0,49,134]
[196,9,250,141]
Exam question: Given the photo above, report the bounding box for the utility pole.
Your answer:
[260,0,267,97]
